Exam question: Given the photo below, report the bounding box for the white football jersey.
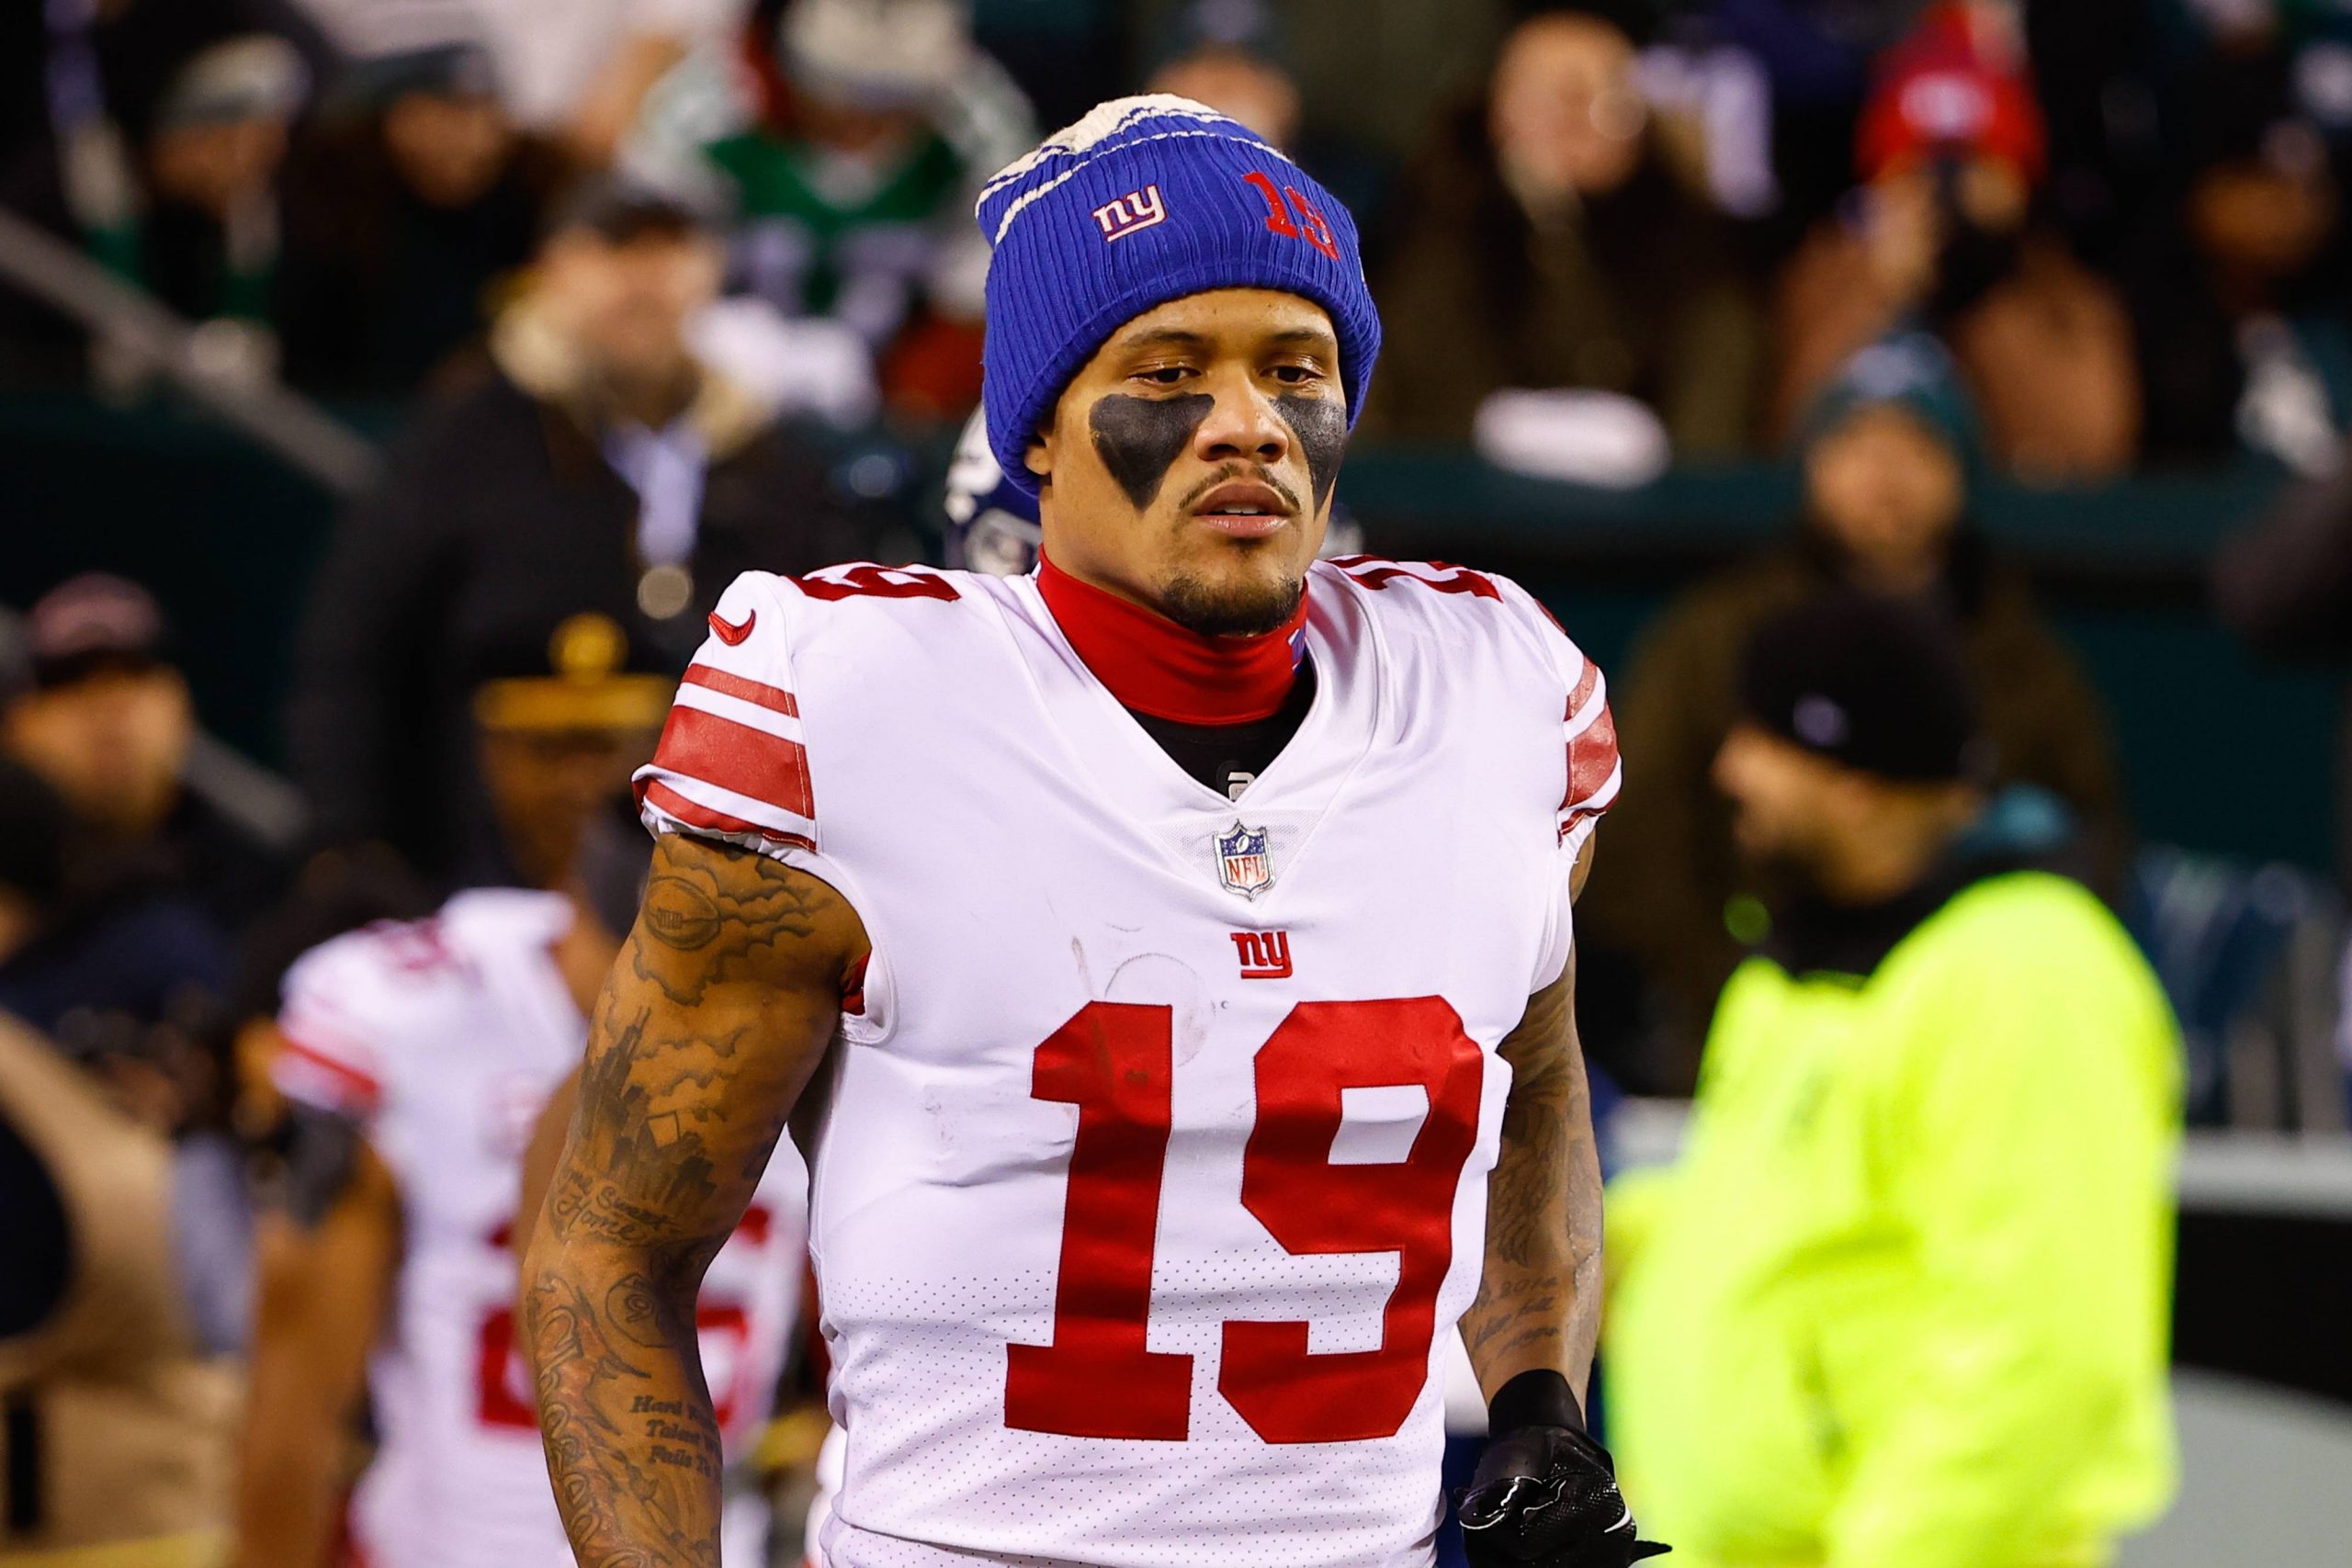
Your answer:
[272,889,808,1568]
[635,558,1619,1568]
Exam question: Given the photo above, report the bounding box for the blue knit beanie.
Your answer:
[1800,327,1982,476]
[977,95,1383,499]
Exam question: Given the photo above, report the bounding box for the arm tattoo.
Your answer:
[1461,952,1607,1399]
[521,835,862,1567]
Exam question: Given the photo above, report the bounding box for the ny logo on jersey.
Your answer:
[1216,819,1273,897]
[1230,929,1293,980]
[1091,183,1166,241]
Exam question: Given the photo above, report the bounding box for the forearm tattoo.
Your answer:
[521,836,854,1567]
[1461,955,1606,1396]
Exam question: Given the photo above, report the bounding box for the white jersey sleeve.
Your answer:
[635,570,821,856]
[272,919,435,1126]
[1320,559,1622,993]
[1490,570,1619,993]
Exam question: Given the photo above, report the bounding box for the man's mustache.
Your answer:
[1172,462,1305,516]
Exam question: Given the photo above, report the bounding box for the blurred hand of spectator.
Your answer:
[1364,9,1761,457]
[1770,2,2140,480]
[287,180,891,889]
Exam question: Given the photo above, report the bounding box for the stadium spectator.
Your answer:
[3,573,291,934]
[239,606,805,1568]
[2128,44,2352,472]
[275,41,561,398]
[1147,42,1303,152]
[0,757,241,1564]
[692,0,1030,419]
[1602,589,2181,1568]
[288,0,748,167]
[1578,333,2124,1087]
[1365,7,1760,467]
[286,178,883,890]
[1770,2,2139,479]
[131,33,309,360]
[2215,439,2352,890]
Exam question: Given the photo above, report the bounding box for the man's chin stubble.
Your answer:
[1157,566,1306,637]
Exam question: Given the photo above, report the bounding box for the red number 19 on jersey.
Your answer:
[1005,998,1483,1444]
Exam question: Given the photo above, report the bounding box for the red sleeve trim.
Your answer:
[1565,704,1620,810]
[651,706,816,819]
[277,1033,382,1109]
[683,663,800,717]
[641,778,817,852]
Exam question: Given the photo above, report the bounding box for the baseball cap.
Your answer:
[1736,588,1986,784]
[1855,3,2046,182]
[20,573,172,690]
[470,611,674,732]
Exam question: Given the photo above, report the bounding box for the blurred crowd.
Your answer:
[3,1,2352,1562]
[7,0,2352,478]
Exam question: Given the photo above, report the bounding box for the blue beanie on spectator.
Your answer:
[1800,328,1982,474]
[977,95,1383,499]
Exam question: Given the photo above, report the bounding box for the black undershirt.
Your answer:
[1126,659,1318,801]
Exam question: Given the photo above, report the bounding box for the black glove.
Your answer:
[1457,1371,1668,1568]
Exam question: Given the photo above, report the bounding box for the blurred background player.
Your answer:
[1602,589,2180,1568]
[234,610,808,1568]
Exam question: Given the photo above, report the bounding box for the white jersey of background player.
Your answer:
[526,96,1657,1568]
[270,891,806,1567]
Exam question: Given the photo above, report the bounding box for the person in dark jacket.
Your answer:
[275,41,562,399]
[1578,332,2126,1089]
[286,178,888,889]
[1363,6,1759,458]
[3,574,292,938]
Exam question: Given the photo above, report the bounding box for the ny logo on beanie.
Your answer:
[1092,184,1167,241]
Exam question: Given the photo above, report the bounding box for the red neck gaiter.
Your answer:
[1035,555,1308,724]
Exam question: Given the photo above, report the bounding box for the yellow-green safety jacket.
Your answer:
[1604,870,2181,1568]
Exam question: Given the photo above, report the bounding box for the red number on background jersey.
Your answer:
[792,563,961,602]
[475,1205,775,1432]
[1005,998,1483,1444]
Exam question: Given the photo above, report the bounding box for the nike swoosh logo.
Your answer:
[708,609,756,645]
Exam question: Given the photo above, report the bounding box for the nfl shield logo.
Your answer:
[1216,820,1274,898]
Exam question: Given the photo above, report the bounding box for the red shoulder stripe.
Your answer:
[683,663,799,717]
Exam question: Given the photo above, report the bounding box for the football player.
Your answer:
[525,96,1661,1567]
[234,614,807,1568]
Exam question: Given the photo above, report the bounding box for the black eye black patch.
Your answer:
[1090,393,1215,510]
[1275,392,1346,509]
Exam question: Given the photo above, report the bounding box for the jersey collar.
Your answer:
[1035,554,1309,725]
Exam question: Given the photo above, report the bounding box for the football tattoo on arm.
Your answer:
[1457,838,1666,1567]
[1461,947,1605,1401]
[519,833,865,1568]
